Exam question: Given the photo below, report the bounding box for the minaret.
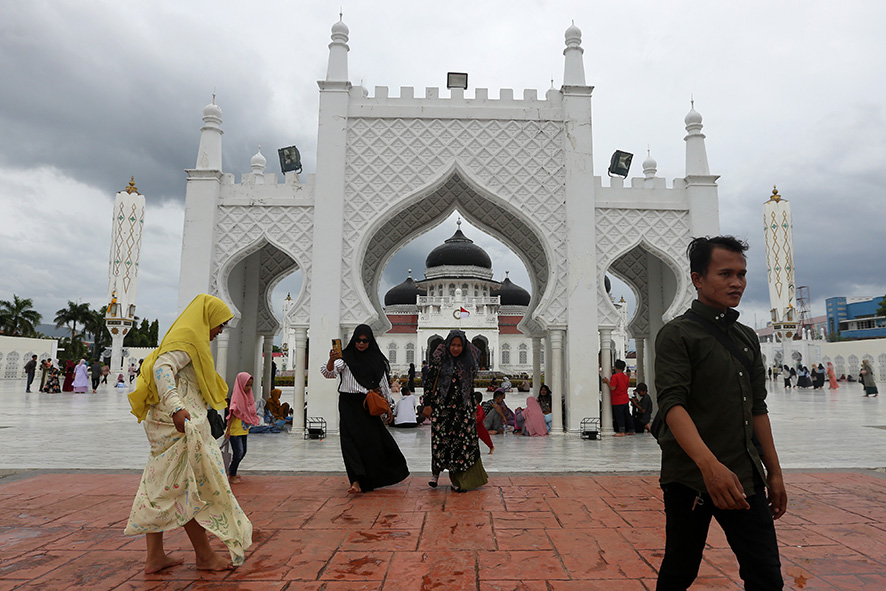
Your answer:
[178,96,224,310]
[763,186,798,368]
[683,100,720,237]
[106,177,146,372]
[563,21,586,86]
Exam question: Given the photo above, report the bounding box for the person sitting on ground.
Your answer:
[392,386,420,428]
[520,396,549,436]
[115,373,127,389]
[482,389,508,434]
[537,384,554,433]
[501,376,512,392]
[630,382,653,433]
[266,388,292,422]
[518,379,530,392]
[474,391,494,453]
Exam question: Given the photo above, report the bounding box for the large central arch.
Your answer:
[356,166,552,336]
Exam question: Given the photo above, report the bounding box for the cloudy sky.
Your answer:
[2,1,884,339]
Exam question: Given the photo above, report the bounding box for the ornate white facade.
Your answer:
[176,19,720,434]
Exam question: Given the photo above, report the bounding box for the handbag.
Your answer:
[207,408,226,439]
[364,388,392,417]
[220,438,232,473]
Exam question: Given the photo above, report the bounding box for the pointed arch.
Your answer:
[351,162,555,335]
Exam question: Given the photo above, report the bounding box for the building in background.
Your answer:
[826,296,886,340]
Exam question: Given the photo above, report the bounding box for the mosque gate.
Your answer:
[177,19,720,434]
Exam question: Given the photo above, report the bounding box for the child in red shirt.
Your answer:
[602,359,633,436]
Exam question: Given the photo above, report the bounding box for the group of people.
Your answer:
[777,360,878,394]
[118,234,873,590]
[25,356,138,394]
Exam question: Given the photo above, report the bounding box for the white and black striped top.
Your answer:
[321,358,393,402]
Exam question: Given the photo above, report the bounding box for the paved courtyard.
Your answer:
[0,378,884,590]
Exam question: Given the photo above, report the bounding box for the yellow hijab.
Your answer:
[128,294,233,421]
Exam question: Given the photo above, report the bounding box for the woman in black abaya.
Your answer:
[321,324,409,493]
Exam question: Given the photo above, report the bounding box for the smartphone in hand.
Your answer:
[332,338,342,356]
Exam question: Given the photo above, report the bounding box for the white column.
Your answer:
[109,331,127,374]
[292,327,307,432]
[214,331,230,382]
[550,330,564,433]
[635,338,645,383]
[600,328,613,436]
[261,336,273,400]
[532,336,542,393]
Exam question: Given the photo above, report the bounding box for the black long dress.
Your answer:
[338,391,409,492]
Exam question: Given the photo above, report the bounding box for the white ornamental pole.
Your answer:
[762,186,798,368]
[106,178,146,373]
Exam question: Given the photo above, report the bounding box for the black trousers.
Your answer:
[657,480,783,591]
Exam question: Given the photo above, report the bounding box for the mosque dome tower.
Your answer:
[425,219,492,270]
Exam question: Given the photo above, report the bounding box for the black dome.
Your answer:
[425,227,492,269]
[384,275,426,306]
[492,277,531,306]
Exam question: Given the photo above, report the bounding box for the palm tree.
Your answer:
[83,306,109,359]
[54,301,91,349]
[0,295,43,337]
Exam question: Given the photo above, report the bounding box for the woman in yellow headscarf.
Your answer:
[124,294,252,573]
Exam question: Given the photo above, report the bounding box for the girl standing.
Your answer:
[226,372,261,483]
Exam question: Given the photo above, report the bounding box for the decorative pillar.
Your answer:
[600,328,613,435]
[305,18,352,433]
[293,327,308,432]
[106,178,145,372]
[763,186,798,367]
[550,330,565,433]
[635,338,645,383]
[532,336,542,393]
[214,331,230,382]
[262,336,273,400]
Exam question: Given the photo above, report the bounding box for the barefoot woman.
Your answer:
[125,294,252,572]
[322,324,409,493]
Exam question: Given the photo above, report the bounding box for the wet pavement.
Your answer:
[0,378,884,589]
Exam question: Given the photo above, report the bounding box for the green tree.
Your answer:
[0,294,42,336]
[83,306,110,359]
[54,301,91,349]
[876,295,886,318]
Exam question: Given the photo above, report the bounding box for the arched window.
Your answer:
[540,348,545,365]
[519,343,528,365]
[449,283,456,296]
[429,286,434,296]
[502,344,511,365]
[4,351,21,379]
[474,284,479,297]
[388,343,397,364]
[462,283,469,293]
[406,343,415,365]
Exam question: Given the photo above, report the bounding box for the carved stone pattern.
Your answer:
[595,208,693,327]
[339,117,568,327]
[878,354,886,381]
[212,205,314,325]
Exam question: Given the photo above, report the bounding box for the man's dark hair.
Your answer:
[686,235,749,276]
[614,359,626,371]
[635,382,648,393]
[473,391,483,405]
[493,389,505,400]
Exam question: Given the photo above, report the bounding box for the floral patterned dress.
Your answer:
[124,351,252,565]
[426,369,488,490]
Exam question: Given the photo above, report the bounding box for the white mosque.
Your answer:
[282,218,630,378]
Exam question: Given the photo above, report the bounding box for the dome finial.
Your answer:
[456,217,462,229]
[505,270,510,278]
[407,268,412,278]
[769,185,782,202]
[125,176,139,194]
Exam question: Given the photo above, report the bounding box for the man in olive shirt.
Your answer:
[655,236,787,591]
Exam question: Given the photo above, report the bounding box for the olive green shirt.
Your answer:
[655,300,768,496]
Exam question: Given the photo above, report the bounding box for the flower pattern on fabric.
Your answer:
[430,375,480,475]
[125,352,252,566]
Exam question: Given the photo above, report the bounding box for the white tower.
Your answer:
[762,186,798,368]
[106,177,146,371]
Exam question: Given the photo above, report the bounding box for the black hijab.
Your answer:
[341,324,389,390]
[430,329,479,406]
